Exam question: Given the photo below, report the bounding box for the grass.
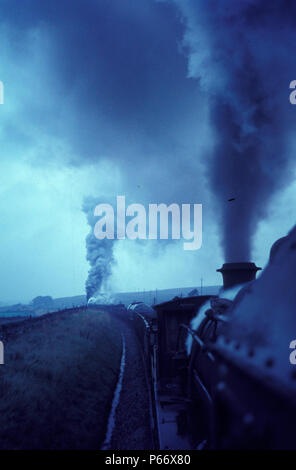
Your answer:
[0,307,121,449]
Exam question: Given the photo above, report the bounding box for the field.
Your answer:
[0,308,121,449]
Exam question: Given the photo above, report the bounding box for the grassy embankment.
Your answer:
[0,308,121,449]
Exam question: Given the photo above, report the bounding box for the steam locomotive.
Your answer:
[129,236,296,450]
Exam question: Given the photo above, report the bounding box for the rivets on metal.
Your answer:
[243,413,254,426]
[265,357,274,368]
[218,364,228,378]
[216,380,226,391]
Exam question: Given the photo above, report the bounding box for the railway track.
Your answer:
[106,310,154,450]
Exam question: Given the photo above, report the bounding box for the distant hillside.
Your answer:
[0,285,221,317]
[112,285,221,307]
[52,295,86,309]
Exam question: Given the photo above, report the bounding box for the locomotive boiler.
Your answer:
[130,227,296,450]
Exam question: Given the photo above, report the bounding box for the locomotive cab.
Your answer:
[152,295,213,449]
[154,295,212,391]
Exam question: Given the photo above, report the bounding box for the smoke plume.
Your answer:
[83,197,117,302]
[174,0,296,261]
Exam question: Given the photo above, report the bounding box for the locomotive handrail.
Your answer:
[204,310,229,323]
[135,312,150,329]
[177,323,205,351]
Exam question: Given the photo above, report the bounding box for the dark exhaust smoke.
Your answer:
[83,197,117,302]
[174,0,296,261]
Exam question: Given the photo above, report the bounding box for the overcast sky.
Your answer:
[0,0,295,304]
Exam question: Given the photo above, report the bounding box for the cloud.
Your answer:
[1,0,295,303]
